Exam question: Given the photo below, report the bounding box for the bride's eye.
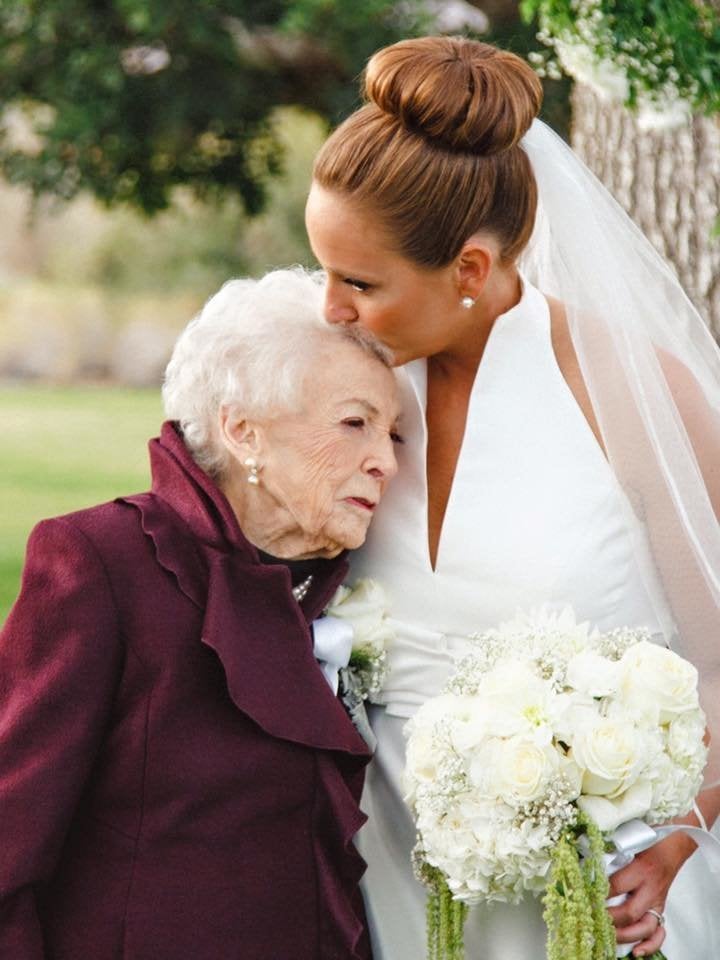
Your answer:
[344,278,370,292]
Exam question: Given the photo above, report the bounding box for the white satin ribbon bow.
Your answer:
[604,818,720,957]
[312,615,354,694]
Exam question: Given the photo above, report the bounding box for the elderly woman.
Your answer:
[0,268,400,960]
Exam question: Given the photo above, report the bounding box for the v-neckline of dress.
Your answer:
[410,282,533,574]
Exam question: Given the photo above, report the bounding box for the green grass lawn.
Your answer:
[1,384,163,624]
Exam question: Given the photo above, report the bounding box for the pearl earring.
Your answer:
[461,295,476,309]
[244,457,261,486]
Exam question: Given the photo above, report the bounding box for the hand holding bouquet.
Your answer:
[403,608,708,960]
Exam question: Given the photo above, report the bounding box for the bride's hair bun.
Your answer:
[314,36,542,267]
[364,36,542,155]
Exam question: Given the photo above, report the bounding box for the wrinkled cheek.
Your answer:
[288,488,336,535]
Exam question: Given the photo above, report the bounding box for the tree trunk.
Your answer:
[570,83,720,338]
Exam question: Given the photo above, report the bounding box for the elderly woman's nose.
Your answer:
[324,285,358,325]
[366,433,399,480]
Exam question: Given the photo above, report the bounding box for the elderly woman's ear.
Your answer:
[218,407,263,482]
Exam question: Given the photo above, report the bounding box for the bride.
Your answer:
[305,35,720,960]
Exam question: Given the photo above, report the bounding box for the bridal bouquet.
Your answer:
[404,608,708,960]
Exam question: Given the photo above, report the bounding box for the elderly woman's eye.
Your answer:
[342,417,366,429]
[390,430,405,445]
[344,278,370,292]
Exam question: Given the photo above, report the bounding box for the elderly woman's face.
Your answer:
[247,342,401,556]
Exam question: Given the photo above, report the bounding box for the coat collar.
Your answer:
[120,423,369,758]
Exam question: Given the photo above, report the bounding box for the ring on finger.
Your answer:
[646,908,665,927]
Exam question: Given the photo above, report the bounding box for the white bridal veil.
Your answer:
[520,119,720,788]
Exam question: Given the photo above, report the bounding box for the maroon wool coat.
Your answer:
[0,422,373,960]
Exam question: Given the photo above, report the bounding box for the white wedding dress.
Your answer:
[350,277,719,959]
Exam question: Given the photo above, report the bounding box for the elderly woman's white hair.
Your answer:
[163,267,392,477]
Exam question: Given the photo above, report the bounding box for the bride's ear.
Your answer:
[455,239,494,302]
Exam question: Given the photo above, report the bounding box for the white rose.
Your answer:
[619,641,699,723]
[449,698,495,756]
[326,578,393,651]
[403,730,442,796]
[554,693,603,744]
[493,736,558,805]
[571,717,645,797]
[421,797,487,874]
[566,650,620,698]
[578,779,653,832]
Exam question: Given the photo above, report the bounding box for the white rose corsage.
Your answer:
[323,577,393,701]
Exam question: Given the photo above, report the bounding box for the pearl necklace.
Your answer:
[292,573,313,603]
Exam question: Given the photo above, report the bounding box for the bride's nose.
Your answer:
[324,282,358,325]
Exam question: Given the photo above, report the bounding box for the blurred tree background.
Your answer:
[1,0,718,383]
[0,0,572,385]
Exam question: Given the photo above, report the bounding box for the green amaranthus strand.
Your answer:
[581,815,616,960]
[421,865,468,960]
[578,815,668,960]
[543,811,669,960]
[543,812,615,960]
[421,819,669,960]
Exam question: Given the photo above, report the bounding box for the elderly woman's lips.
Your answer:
[344,497,376,511]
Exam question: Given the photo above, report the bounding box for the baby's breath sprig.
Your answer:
[514,774,577,843]
[596,625,651,661]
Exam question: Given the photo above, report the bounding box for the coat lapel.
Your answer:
[120,423,370,759]
[200,549,370,756]
[121,492,207,610]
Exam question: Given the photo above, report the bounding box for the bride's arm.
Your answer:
[658,348,720,519]
[607,784,720,957]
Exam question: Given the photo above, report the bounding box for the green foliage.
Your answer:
[522,0,720,114]
[0,0,431,213]
[483,13,572,141]
[30,106,324,295]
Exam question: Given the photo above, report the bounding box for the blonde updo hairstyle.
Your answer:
[312,36,543,267]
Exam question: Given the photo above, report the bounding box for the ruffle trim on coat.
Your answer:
[199,549,371,757]
[313,753,372,960]
[120,493,207,610]
[120,494,371,758]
